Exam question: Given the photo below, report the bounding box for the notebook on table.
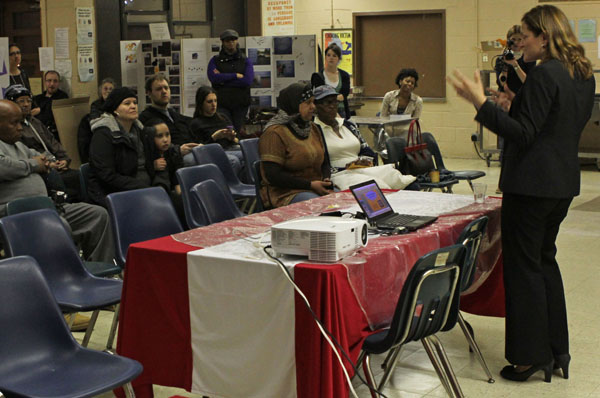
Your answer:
[349,180,438,231]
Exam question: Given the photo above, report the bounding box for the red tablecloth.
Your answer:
[116,193,504,398]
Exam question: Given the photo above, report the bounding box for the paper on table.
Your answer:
[39,47,55,71]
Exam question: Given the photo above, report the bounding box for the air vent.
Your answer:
[309,231,336,251]
[309,249,337,262]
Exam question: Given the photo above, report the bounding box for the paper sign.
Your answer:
[55,59,73,79]
[77,45,95,82]
[262,0,294,36]
[39,47,55,71]
[0,37,9,99]
[55,28,70,59]
[578,19,596,43]
[76,7,94,45]
[149,23,171,40]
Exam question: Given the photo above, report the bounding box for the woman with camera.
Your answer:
[448,5,595,383]
[496,25,536,94]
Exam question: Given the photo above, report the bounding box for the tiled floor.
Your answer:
[88,157,600,398]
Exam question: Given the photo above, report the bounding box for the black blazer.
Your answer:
[476,59,595,198]
[311,69,351,119]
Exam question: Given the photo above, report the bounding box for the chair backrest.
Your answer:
[192,143,242,186]
[79,163,91,203]
[456,216,489,292]
[381,244,466,350]
[0,256,79,375]
[421,132,447,170]
[385,137,408,165]
[5,196,56,215]
[176,164,230,229]
[0,209,93,291]
[239,138,260,183]
[253,160,265,212]
[190,179,244,225]
[106,187,183,267]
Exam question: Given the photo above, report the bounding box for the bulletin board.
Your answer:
[353,10,446,98]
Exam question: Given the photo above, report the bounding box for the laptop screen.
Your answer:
[349,180,394,221]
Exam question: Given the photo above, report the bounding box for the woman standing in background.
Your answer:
[311,43,351,119]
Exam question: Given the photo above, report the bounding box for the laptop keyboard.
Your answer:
[378,214,419,228]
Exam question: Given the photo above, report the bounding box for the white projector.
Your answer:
[271,216,368,262]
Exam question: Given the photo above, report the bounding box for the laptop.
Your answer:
[349,180,437,231]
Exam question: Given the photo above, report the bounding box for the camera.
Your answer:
[49,190,68,214]
[494,39,516,84]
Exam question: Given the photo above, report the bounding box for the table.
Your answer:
[350,116,415,154]
[116,191,504,398]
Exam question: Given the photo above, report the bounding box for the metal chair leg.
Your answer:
[380,345,403,371]
[81,310,100,347]
[422,337,455,397]
[106,304,120,351]
[377,346,402,392]
[458,313,495,383]
[428,335,464,398]
[123,382,136,398]
[361,353,378,398]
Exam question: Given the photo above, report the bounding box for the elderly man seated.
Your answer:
[6,84,81,201]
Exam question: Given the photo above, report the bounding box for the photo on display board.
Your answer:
[170,86,180,94]
[211,44,220,52]
[276,60,295,77]
[273,37,293,54]
[251,95,272,107]
[172,52,180,66]
[144,52,152,65]
[159,41,171,56]
[170,76,180,85]
[247,48,271,66]
[142,43,152,52]
[169,66,180,75]
[153,47,157,57]
[145,66,156,75]
[158,59,166,71]
[171,96,180,105]
[252,71,272,88]
[172,42,181,51]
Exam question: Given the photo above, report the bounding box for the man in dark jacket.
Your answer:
[207,29,254,134]
[6,84,81,201]
[33,70,69,141]
[138,74,199,165]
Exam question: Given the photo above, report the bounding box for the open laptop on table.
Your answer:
[349,180,437,231]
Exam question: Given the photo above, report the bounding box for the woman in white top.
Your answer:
[380,68,423,118]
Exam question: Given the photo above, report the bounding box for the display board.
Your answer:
[123,35,315,117]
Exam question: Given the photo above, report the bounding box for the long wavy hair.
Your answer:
[522,5,593,80]
[193,86,225,120]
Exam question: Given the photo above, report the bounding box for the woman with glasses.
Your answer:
[8,43,40,116]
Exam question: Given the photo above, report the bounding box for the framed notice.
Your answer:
[321,29,353,75]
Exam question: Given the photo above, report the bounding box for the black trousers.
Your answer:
[501,193,572,365]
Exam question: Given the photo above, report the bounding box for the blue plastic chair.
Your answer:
[0,209,123,350]
[5,196,122,279]
[176,164,231,229]
[106,187,184,268]
[79,162,91,203]
[253,160,266,212]
[239,137,260,184]
[192,143,255,200]
[190,179,245,225]
[356,244,467,398]
[0,256,142,398]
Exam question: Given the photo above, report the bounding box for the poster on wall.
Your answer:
[578,19,597,42]
[181,38,210,117]
[76,7,94,45]
[55,27,70,59]
[0,38,9,99]
[272,35,315,95]
[262,0,294,36]
[246,36,275,109]
[140,40,182,112]
[77,44,95,82]
[321,29,353,75]
[120,41,141,89]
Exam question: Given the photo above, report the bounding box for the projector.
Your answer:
[271,216,368,262]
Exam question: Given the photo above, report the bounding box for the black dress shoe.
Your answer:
[554,354,570,379]
[500,361,554,383]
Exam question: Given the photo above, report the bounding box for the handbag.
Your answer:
[400,119,435,176]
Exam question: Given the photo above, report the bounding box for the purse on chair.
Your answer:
[400,119,435,176]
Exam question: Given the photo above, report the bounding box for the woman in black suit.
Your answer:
[448,5,595,382]
[311,43,351,119]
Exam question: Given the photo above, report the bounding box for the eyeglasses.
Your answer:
[9,51,21,56]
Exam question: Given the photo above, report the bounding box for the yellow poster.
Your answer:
[322,29,352,75]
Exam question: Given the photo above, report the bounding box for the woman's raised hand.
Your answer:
[447,69,487,110]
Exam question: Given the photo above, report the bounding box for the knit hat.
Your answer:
[5,84,32,102]
[102,87,137,114]
[276,82,313,115]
